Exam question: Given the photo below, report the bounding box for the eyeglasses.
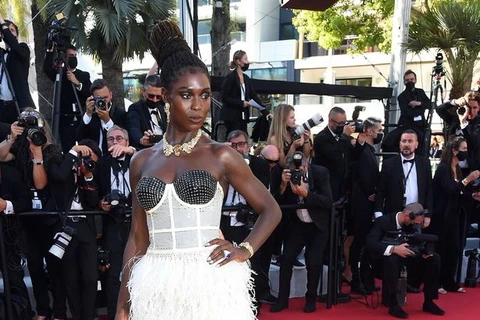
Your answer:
[107,136,126,143]
[330,119,347,126]
[230,141,248,149]
[265,159,279,164]
[147,94,162,100]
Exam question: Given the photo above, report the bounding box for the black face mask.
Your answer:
[333,125,344,135]
[374,132,384,145]
[241,63,249,72]
[67,56,78,69]
[457,150,468,161]
[145,99,161,110]
[405,82,415,91]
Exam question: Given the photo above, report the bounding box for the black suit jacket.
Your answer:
[1,27,34,108]
[127,99,167,149]
[313,126,360,201]
[374,154,433,216]
[43,51,91,114]
[97,154,132,198]
[0,163,31,214]
[76,106,127,154]
[248,155,270,189]
[397,88,431,128]
[220,70,266,122]
[271,164,333,232]
[366,213,399,256]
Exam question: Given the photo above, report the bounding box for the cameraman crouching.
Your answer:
[97,125,136,320]
[270,151,332,314]
[366,203,444,319]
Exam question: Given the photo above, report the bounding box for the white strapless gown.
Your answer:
[128,170,256,320]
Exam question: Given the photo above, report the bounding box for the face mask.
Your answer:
[333,125,344,135]
[145,99,161,110]
[405,82,415,91]
[457,150,468,161]
[67,56,78,69]
[241,63,249,72]
[374,132,384,145]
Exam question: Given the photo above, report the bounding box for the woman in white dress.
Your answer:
[115,20,281,320]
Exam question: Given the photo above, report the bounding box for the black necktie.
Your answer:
[403,159,414,164]
[150,110,158,115]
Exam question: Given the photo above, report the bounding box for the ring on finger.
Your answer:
[223,250,232,259]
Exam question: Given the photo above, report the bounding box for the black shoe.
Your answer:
[406,284,421,293]
[388,305,409,319]
[270,302,288,313]
[423,301,445,316]
[350,282,371,295]
[303,300,316,313]
[258,293,277,305]
[293,259,305,269]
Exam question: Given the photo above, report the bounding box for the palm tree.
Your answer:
[44,0,176,109]
[407,0,480,99]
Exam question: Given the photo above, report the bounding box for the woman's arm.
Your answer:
[116,152,150,319]
[30,142,48,190]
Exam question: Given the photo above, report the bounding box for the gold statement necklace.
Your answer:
[163,130,202,157]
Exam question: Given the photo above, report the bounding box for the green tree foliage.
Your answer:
[0,0,29,39]
[408,0,480,99]
[44,0,176,108]
[292,0,395,53]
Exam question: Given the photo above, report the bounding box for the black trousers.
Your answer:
[250,234,274,298]
[103,216,131,320]
[220,215,249,244]
[0,99,20,124]
[24,221,66,318]
[224,120,248,137]
[349,213,373,283]
[62,219,98,320]
[277,219,328,303]
[382,252,440,306]
[59,116,80,154]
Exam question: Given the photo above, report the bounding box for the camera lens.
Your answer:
[458,106,466,116]
[95,98,107,110]
[28,128,47,146]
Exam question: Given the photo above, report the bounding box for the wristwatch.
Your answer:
[32,160,43,165]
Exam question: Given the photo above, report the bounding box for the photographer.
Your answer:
[220,130,275,307]
[97,126,135,320]
[431,137,480,294]
[46,139,101,320]
[270,152,332,314]
[349,117,383,294]
[43,44,92,153]
[0,162,34,319]
[127,75,167,149]
[436,91,480,170]
[76,79,127,154]
[0,15,35,124]
[0,109,68,320]
[367,203,444,318]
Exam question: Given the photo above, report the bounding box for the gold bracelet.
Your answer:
[239,242,254,258]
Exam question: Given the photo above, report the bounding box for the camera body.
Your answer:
[18,115,47,146]
[94,96,107,110]
[346,120,365,133]
[105,189,127,207]
[382,231,438,258]
[289,113,324,141]
[433,52,446,77]
[97,245,110,267]
[49,225,76,259]
[289,152,304,186]
[149,134,163,143]
[81,156,97,172]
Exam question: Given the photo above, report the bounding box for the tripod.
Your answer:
[0,47,21,123]
[423,62,446,153]
[51,50,66,143]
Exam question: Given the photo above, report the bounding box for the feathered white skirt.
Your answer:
[127,247,256,320]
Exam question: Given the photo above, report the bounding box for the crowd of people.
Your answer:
[1,15,480,320]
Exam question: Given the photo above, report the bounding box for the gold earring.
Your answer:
[165,102,170,123]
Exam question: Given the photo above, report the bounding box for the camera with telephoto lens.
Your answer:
[290,113,324,141]
[18,113,47,146]
[97,245,110,267]
[149,134,163,143]
[289,152,304,186]
[45,14,76,54]
[381,231,438,258]
[94,96,107,110]
[82,156,97,172]
[433,52,446,77]
[49,225,76,259]
[346,105,366,133]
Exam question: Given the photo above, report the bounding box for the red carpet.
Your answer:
[258,285,480,320]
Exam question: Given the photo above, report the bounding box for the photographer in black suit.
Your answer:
[367,203,444,318]
[349,117,383,294]
[44,44,91,153]
[76,79,127,155]
[97,125,136,320]
[0,15,35,124]
[270,152,333,314]
[127,75,167,149]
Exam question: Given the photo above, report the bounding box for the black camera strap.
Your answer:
[403,161,415,195]
[71,82,84,115]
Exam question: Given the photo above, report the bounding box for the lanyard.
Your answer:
[403,162,415,191]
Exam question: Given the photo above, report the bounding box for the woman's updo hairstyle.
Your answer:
[149,19,209,91]
[230,50,246,69]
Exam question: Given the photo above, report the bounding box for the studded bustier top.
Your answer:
[135,170,224,253]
